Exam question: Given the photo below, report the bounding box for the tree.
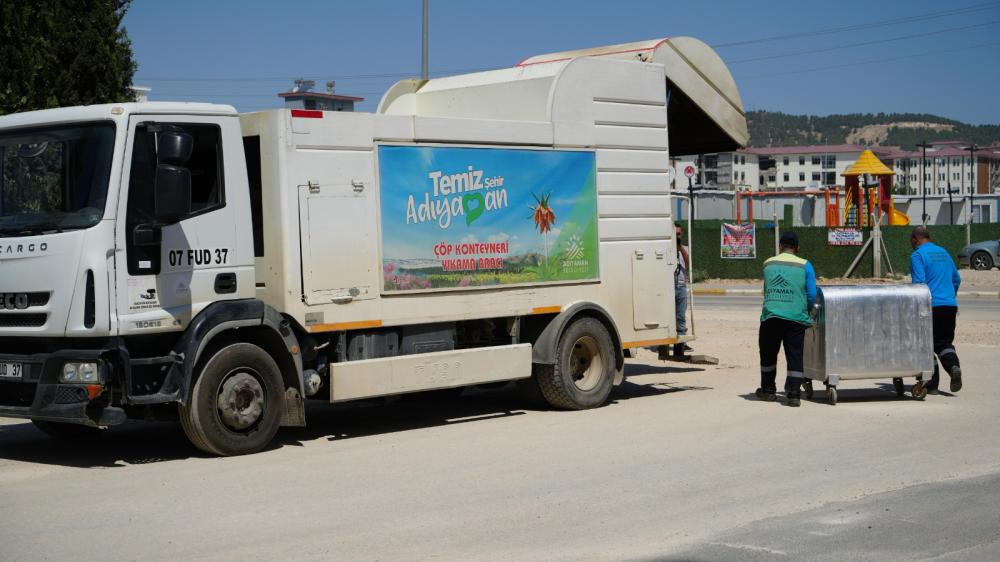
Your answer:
[0,1,137,116]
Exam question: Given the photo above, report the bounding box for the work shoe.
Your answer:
[786,396,801,407]
[950,366,963,393]
[755,388,777,402]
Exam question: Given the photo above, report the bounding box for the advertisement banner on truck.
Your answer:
[378,145,599,292]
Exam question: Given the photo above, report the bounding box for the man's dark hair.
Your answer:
[779,231,799,249]
[911,226,931,241]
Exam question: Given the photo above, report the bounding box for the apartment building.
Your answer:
[673,141,1000,195]
[673,145,865,191]
[880,140,1000,196]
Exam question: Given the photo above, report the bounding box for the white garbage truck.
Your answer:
[0,37,747,455]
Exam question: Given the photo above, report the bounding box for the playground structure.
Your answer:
[841,149,909,227]
[736,188,841,225]
[733,149,909,228]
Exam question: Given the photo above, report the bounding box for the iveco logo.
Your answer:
[0,242,48,256]
[1,293,30,310]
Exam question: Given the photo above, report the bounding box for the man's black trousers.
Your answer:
[930,305,961,389]
[759,317,807,397]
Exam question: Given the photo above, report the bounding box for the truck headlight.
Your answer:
[61,362,100,383]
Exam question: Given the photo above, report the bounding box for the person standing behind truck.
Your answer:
[673,224,692,357]
[755,232,816,407]
[909,226,962,393]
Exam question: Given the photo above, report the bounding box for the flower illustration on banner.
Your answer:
[530,191,556,234]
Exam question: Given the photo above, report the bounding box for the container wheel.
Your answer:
[535,317,615,410]
[179,343,284,456]
[827,386,838,405]
[893,378,905,397]
[803,379,814,399]
[911,380,928,400]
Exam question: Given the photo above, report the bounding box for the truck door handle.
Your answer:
[215,273,237,294]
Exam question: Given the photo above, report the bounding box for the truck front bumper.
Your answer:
[0,349,126,427]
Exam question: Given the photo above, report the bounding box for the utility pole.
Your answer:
[916,140,930,225]
[946,183,959,226]
[964,143,979,226]
[421,0,429,81]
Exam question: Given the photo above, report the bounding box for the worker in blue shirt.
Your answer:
[756,232,817,407]
[910,226,962,393]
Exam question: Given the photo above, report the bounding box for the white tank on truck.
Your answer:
[0,37,746,455]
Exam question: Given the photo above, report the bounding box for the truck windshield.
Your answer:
[0,121,115,236]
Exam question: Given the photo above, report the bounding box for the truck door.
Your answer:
[113,115,254,335]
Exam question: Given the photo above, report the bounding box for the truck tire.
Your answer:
[515,365,550,408]
[179,343,284,456]
[32,420,105,439]
[971,251,994,271]
[535,317,615,410]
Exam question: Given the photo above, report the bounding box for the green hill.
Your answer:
[746,110,1000,149]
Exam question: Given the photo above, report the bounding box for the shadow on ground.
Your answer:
[738,380,947,405]
[0,366,706,469]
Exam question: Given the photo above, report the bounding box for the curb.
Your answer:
[692,288,1000,298]
[692,288,762,296]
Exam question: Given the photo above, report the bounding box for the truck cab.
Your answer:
[0,103,294,450]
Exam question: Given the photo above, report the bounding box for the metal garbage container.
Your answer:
[804,284,935,404]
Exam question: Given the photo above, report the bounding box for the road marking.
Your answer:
[711,542,788,556]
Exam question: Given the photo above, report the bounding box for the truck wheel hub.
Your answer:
[217,371,265,431]
[570,336,602,391]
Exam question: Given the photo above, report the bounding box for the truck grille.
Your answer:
[0,314,47,328]
[0,292,50,310]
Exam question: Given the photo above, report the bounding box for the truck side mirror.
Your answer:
[154,130,193,223]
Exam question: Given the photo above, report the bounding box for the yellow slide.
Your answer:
[889,208,910,225]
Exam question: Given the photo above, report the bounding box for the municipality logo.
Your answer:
[772,274,792,288]
[768,273,795,297]
[564,235,584,260]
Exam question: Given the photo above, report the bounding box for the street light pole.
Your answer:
[916,141,930,224]
[421,0,429,81]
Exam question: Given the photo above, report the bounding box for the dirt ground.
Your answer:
[674,303,1000,355]
[699,268,1000,289]
[1,300,998,560]
[954,268,1000,289]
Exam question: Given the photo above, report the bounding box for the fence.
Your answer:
[685,220,1000,280]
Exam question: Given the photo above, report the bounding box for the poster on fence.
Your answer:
[720,223,756,259]
[827,228,864,246]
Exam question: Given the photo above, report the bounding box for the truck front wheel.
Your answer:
[536,317,615,410]
[180,343,284,456]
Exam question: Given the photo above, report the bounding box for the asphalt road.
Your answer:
[0,301,997,561]
[664,471,1000,561]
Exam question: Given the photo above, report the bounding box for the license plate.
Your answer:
[0,362,23,379]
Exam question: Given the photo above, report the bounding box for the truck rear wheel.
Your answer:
[536,317,615,410]
[179,343,284,456]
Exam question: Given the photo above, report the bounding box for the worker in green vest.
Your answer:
[755,232,817,407]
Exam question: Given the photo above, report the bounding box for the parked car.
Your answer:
[958,239,1000,270]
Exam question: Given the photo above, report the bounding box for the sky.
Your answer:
[124,0,1000,124]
